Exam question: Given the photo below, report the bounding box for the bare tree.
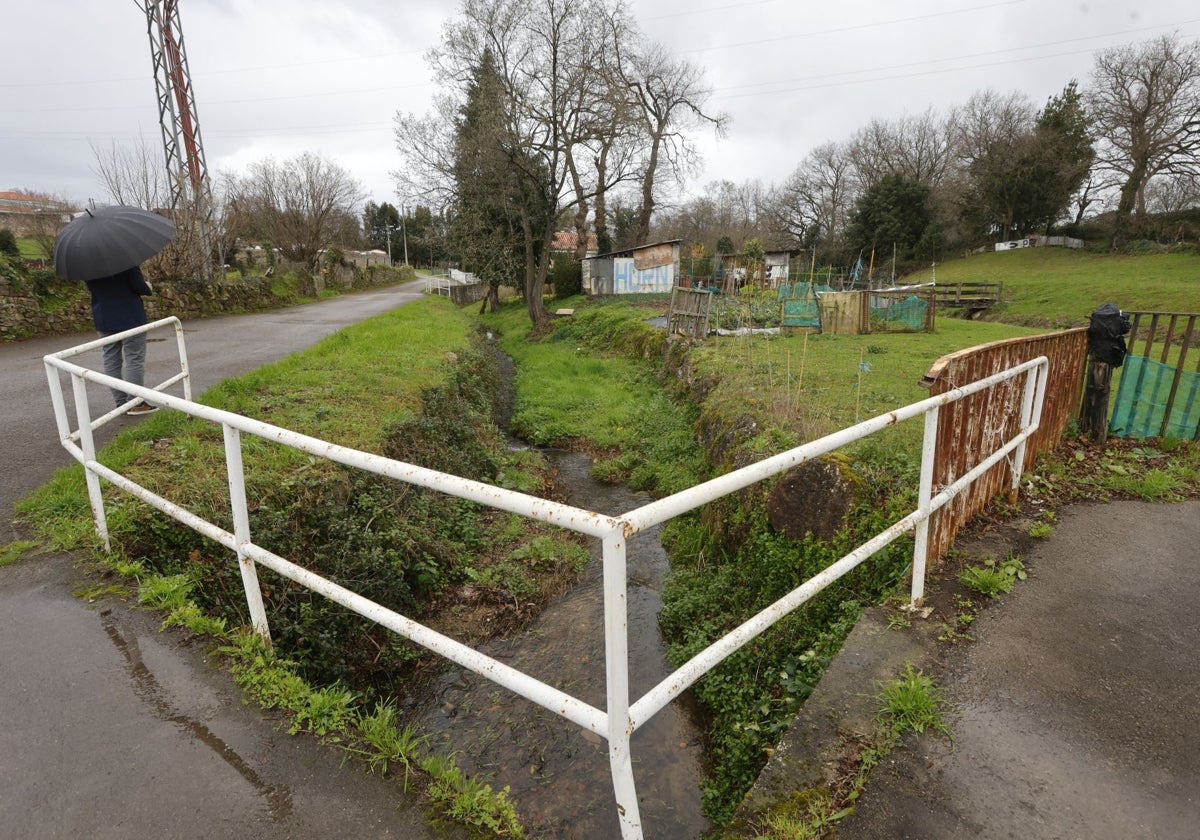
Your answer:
[952,89,1036,167]
[416,0,632,330]
[1088,33,1200,246]
[772,141,854,248]
[1144,172,1200,214]
[653,179,770,254]
[225,153,365,270]
[92,138,172,209]
[392,93,462,210]
[91,138,212,281]
[620,38,727,246]
[847,108,958,193]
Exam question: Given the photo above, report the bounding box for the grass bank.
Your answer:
[905,248,1200,327]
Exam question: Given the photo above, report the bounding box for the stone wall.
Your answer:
[0,264,413,343]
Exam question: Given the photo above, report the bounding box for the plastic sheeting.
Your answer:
[1109,354,1200,439]
[870,294,927,332]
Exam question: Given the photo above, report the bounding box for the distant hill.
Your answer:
[904,247,1199,328]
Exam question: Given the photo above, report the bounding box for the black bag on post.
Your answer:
[1087,303,1131,367]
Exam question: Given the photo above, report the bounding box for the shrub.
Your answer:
[0,228,19,258]
[552,254,582,298]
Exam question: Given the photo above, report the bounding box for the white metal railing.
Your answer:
[424,269,481,296]
[44,317,1049,839]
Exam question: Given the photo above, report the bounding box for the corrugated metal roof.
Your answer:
[584,239,682,261]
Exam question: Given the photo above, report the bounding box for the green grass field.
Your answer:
[905,248,1200,327]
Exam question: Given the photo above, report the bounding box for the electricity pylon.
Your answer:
[140,0,214,279]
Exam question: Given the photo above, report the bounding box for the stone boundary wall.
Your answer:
[0,263,409,343]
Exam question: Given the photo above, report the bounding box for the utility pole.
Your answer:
[401,206,409,266]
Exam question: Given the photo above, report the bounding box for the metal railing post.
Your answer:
[46,367,72,446]
[70,371,110,552]
[223,424,271,640]
[1011,363,1046,495]
[172,318,193,401]
[910,403,940,604]
[602,529,643,839]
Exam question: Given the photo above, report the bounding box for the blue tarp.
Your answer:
[1110,354,1200,439]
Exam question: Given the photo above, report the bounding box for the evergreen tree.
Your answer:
[450,49,545,312]
[846,174,936,264]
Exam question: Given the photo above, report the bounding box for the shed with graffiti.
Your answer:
[583,240,681,295]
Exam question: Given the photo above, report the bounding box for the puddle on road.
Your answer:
[403,449,710,839]
[102,616,294,820]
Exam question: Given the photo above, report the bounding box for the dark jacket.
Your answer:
[85,266,153,332]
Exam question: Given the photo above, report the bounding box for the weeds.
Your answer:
[959,552,1026,598]
[136,573,192,611]
[160,601,228,636]
[1105,467,1184,501]
[740,664,949,839]
[0,539,39,567]
[353,700,426,782]
[876,664,951,737]
[291,683,357,736]
[420,753,526,838]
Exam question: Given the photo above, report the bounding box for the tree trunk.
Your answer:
[594,145,612,254]
[522,215,549,331]
[1111,157,1148,250]
[634,133,662,246]
[567,156,590,262]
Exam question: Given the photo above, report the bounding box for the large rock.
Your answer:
[767,456,862,542]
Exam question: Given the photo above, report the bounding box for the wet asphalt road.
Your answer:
[0,281,467,839]
[838,498,1200,840]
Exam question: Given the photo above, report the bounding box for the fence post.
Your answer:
[910,404,939,604]
[223,424,271,640]
[602,530,643,839]
[1079,359,1112,444]
[71,372,110,552]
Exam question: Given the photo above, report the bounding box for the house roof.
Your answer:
[551,231,599,252]
[0,191,69,214]
[583,239,682,261]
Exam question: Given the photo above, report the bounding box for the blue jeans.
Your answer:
[100,331,147,407]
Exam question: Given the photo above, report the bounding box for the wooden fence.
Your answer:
[933,281,1003,311]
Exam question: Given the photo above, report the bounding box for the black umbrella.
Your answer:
[53,205,176,281]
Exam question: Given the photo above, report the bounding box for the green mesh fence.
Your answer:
[1109,354,1200,439]
[779,283,833,328]
[869,294,927,332]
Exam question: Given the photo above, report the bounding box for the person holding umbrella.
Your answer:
[84,265,157,414]
[54,206,176,415]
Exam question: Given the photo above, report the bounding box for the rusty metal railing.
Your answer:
[920,328,1088,561]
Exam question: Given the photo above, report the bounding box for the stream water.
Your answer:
[403,449,710,839]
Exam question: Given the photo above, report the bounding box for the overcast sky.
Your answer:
[3,0,1197,212]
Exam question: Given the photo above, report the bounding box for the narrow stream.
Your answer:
[404,449,710,839]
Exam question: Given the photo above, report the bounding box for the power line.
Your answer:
[679,0,1029,54]
[709,18,1200,98]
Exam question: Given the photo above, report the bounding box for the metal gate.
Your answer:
[1109,311,1200,440]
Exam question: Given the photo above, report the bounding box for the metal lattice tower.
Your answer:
[141,0,213,276]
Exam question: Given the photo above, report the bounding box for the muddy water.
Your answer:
[404,450,710,839]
